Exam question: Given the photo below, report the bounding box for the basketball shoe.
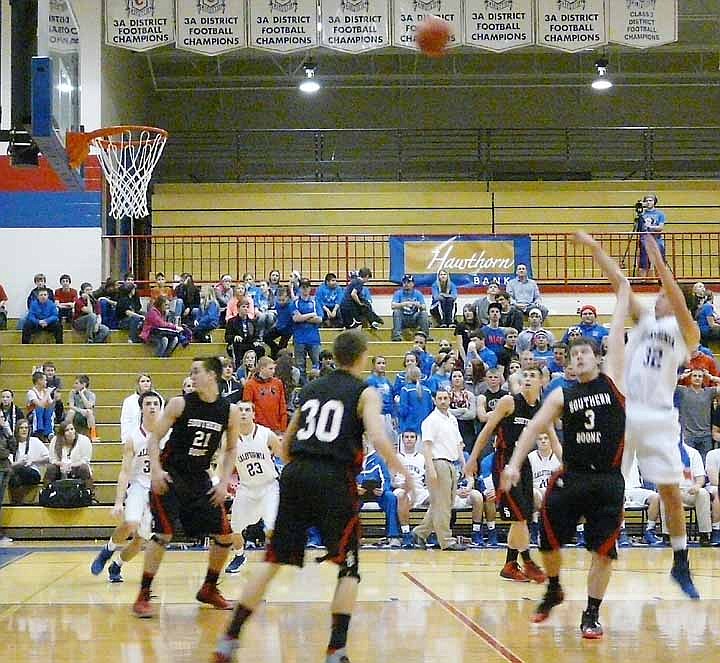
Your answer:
[523,559,546,584]
[580,608,603,639]
[132,589,155,618]
[91,545,114,575]
[532,585,564,623]
[108,561,123,583]
[225,554,246,574]
[670,557,700,600]
[197,583,234,609]
[500,562,529,582]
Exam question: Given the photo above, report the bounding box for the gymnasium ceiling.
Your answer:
[138,0,720,92]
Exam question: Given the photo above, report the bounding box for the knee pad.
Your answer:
[211,538,232,548]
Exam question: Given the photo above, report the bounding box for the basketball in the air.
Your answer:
[415,16,452,58]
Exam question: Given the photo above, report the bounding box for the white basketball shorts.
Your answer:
[124,481,152,540]
[231,481,280,534]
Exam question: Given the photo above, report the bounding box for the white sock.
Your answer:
[113,556,124,567]
[472,523,482,532]
[401,525,410,533]
[576,524,584,532]
[646,520,656,530]
[235,547,245,557]
[532,513,539,523]
[670,535,687,551]
[487,522,496,530]
[107,539,118,552]
[620,520,626,529]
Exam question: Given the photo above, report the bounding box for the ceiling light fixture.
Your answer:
[299,62,320,94]
[591,58,613,91]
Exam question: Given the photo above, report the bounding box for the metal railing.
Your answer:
[153,126,720,183]
[103,232,720,288]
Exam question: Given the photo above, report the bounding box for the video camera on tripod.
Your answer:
[634,200,646,232]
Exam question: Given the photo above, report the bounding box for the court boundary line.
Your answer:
[403,571,525,663]
[0,550,30,571]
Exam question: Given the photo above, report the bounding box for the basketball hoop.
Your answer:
[67,125,168,219]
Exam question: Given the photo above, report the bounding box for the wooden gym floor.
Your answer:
[1,545,719,663]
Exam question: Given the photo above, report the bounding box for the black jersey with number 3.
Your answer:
[161,392,231,475]
[561,373,625,473]
[290,369,366,471]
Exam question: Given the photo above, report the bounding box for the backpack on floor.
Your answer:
[39,479,92,508]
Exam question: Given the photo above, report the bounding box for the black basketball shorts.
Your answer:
[494,453,534,522]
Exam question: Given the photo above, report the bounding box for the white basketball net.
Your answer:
[91,128,167,219]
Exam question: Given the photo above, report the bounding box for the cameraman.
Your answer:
[637,194,666,278]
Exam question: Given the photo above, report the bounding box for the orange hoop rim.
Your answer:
[67,125,168,169]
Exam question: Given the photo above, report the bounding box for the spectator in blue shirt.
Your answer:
[340,267,383,330]
[426,352,453,396]
[315,272,344,328]
[357,440,402,546]
[392,352,421,400]
[22,288,63,344]
[391,275,430,342]
[430,269,458,328]
[465,331,498,370]
[265,286,294,359]
[411,332,435,379]
[481,303,511,357]
[192,285,220,342]
[291,279,323,383]
[696,293,720,343]
[638,194,666,279]
[546,342,568,376]
[367,356,396,440]
[561,305,609,346]
[398,367,434,434]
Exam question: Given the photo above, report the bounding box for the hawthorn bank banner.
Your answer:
[105,0,677,54]
[389,235,532,287]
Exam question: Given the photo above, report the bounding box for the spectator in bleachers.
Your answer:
[430,269,458,328]
[516,308,555,353]
[215,274,235,326]
[265,286,293,359]
[181,376,195,395]
[546,342,568,376]
[315,272,344,328]
[528,432,562,546]
[464,359,487,399]
[464,332,498,370]
[275,349,301,415]
[22,288,63,345]
[340,267,383,330]
[43,362,64,423]
[367,356,395,442]
[252,280,276,341]
[288,270,302,299]
[225,297,265,365]
[220,358,243,404]
[561,305,609,346]
[394,430,428,548]
[73,282,110,344]
[496,291,524,333]
[392,352,420,401]
[695,291,720,344]
[637,194,666,279]
[227,283,256,321]
[242,272,259,300]
[678,345,719,387]
[686,282,707,319]
[0,281,8,329]
[676,368,720,463]
[471,282,501,326]
[242,356,287,434]
[45,421,93,496]
[120,374,156,440]
[26,273,55,309]
[412,332,435,379]
[115,284,144,343]
[0,409,16,544]
[453,472,486,547]
[391,275,430,342]
[267,269,282,299]
[139,296,182,358]
[703,447,720,545]
[398,366,433,435]
[26,371,55,441]
[506,264,547,319]
[477,367,508,424]
[93,277,119,329]
[149,272,175,303]
[191,285,220,343]
[530,330,554,369]
[454,304,482,362]
[660,441,712,546]
[621,456,663,546]
[426,352,453,395]
[411,390,466,550]
[496,328,519,377]
[235,349,258,387]
[448,369,477,451]
[65,375,98,441]
[543,361,577,398]
[318,350,335,378]
[291,279,322,384]
[8,418,48,504]
[358,437,402,547]
[54,274,77,325]
[175,272,201,325]
[481,303,512,358]
[1,390,25,432]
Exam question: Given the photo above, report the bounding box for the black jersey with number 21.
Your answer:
[161,392,230,475]
[290,369,366,472]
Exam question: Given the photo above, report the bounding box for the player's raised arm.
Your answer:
[148,396,184,495]
[501,389,564,492]
[644,233,701,351]
[464,394,514,479]
[574,231,645,321]
[603,277,631,390]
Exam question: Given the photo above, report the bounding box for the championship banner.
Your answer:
[609,0,677,49]
[105,0,175,51]
[48,0,80,53]
[391,0,463,51]
[175,0,246,54]
[535,0,607,53]
[321,0,390,53]
[463,0,534,52]
[389,235,532,287]
[249,0,319,53]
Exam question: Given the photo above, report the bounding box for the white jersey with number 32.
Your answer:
[235,424,277,490]
[129,426,152,489]
[624,313,689,409]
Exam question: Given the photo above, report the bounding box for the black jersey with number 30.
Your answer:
[290,369,366,471]
[161,392,230,475]
[561,373,625,473]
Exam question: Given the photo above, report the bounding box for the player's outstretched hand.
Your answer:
[643,232,663,266]
[208,479,228,507]
[500,465,520,492]
[151,469,171,495]
[573,231,597,247]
